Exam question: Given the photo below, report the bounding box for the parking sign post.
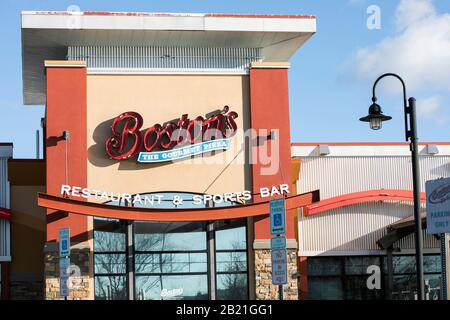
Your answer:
[270,198,287,300]
[59,228,70,300]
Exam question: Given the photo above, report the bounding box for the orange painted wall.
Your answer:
[45,66,88,242]
[249,67,294,240]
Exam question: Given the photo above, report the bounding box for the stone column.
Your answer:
[44,242,92,300]
[253,240,298,300]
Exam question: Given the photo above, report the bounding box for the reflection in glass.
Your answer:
[308,277,344,300]
[424,255,441,273]
[93,218,126,252]
[95,254,127,274]
[308,258,341,276]
[216,252,247,273]
[216,226,246,250]
[345,257,381,275]
[392,256,416,274]
[134,221,207,251]
[135,253,207,274]
[345,276,382,300]
[136,275,208,300]
[216,274,248,300]
[95,276,127,300]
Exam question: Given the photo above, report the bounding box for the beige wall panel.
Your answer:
[87,74,251,198]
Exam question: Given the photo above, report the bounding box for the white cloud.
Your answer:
[395,0,436,31]
[354,0,450,93]
[418,95,447,123]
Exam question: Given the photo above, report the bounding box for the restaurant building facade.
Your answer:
[15,10,449,301]
[20,11,317,300]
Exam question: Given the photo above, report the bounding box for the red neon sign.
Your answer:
[106,106,238,160]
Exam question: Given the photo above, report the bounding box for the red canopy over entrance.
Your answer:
[38,190,319,222]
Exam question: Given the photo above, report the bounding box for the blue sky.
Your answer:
[0,0,449,158]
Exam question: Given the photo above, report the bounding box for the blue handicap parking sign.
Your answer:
[274,213,282,226]
[270,198,286,235]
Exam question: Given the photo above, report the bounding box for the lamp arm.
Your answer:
[371,73,410,141]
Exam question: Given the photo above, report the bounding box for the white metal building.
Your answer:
[292,142,450,300]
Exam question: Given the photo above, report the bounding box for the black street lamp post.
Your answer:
[359,73,425,300]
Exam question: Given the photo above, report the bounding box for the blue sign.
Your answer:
[270,198,286,235]
[138,138,231,163]
[271,236,286,250]
[59,228,70,258]
[59,257,70,297]
[271,249,288,285]
[426,178,450,234]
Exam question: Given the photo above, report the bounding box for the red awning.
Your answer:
[303,189,426,216]
[0,207,11,220]
[38,190,320,222]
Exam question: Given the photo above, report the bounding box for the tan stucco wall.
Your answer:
[87,74,251,197]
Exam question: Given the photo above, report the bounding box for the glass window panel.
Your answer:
[134,222,207,251]
[344,276,383,300]
[216,252,247,273]
[94,254,127,274]
[95,276,127,300]
[308,277,343,300]
[135,254,161,274]
[392,256,416,274]
[345,257,381,275]
[216,274,248,300]
[94,230,126,252]
[424,255,441,273]
[425,274,442,300]
[308,258,342,276]
[216,226,246,250]
[391,275,417,300]
[135,275,208,300]
[135,253,207,274]
[188,253,208,273]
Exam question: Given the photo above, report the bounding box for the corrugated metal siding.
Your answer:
[297,156,450,200]
[0,158,9,208]
[0,219,10,259]
[67,46,262,72]
[0,157,10,259]
[297,156,448,256]
[298,202,438,255]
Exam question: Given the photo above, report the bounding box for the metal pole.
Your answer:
[127,220,135,300]
[408,97,425,300]
[279,284,283,300]
[441,233,448,300]
[36,129,40,159]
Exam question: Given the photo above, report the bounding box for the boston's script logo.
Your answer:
[428,183,450,204]
[106,106,238,162]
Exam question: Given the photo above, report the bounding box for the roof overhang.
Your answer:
[38,190,319,222]
[21,11,316,105]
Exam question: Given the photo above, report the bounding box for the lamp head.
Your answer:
[359,100,392,130]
